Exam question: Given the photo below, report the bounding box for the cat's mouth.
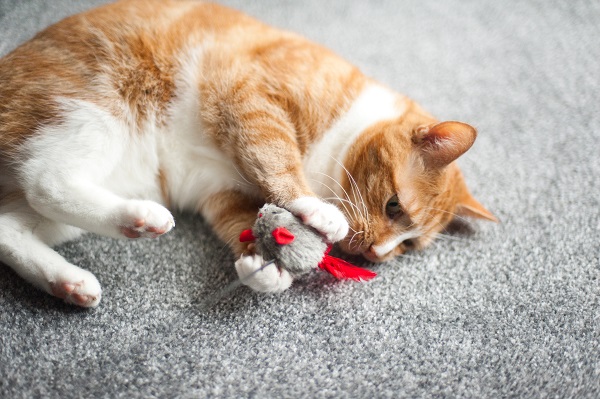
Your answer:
[361,238,416,263]
[339,225,419,262]
[362,245,398,263]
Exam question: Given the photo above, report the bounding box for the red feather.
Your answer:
[272,227,295,245]
[239,229,256,242]
[318,247,377,281]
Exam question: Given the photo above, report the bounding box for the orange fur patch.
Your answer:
[202,190,264,257]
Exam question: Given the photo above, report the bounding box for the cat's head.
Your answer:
[338,108,496,262]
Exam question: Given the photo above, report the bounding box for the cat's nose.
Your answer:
[363,245,386,263]
[364,245,377,259]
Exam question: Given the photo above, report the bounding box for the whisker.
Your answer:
[345,170,366,217]
[330,156,370,219]
[232,163,253,186]
[313,173,362,221]
[309,178,357,221]
[314,171,356,210]
[231,178,251,188]
[434,232,470,243]
[322,196,366,220]
[345,225,360,234]
[348,230,364,251]
[420,210,452,238]
[418,209,472,248]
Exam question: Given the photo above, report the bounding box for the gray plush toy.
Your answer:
[239,204,377,280]
[203,204,376,308]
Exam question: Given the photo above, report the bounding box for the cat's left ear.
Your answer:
[456,191,499,222]
[412,121,477,169]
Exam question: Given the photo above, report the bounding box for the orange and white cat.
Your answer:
[0,0,496,307]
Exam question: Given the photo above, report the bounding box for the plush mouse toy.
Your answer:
[239,204,377,281]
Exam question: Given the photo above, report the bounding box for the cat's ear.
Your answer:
[456,191,498,222]
[412,121,477,169]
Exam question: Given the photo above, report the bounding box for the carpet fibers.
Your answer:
[1,0,599,397]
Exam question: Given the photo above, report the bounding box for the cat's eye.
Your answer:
[402,239,415,249]
[386,194,403,219]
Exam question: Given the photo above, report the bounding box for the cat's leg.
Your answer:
[222,97,349,244]
[202,190,292,293]
[0,198,102,307]
[285,196,349,244]
[19,100,174,240]
[25,177,175,241]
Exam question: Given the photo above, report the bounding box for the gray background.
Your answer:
[1,0,599,397]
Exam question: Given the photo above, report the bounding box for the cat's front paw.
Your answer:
[235,253,293,293]
[287,196,349,243]
[49,270,102,307]
[119,200,174,239]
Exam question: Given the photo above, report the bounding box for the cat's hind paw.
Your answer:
[287,196,349,243]
[50,272,102,308]
[235,253,293,293]
[119,200,174,239]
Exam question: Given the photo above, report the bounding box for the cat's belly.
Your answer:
[157,129,256,212]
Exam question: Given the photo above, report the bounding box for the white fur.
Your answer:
[19,99,170,239]
[304,84,405,198]
[0,201,101,307]
[3,98,176,306]
[159,44,259,212]
[372,230,421,258]
[287,196,349,243]
[235,253,293,292]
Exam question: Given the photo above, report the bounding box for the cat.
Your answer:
[0,0,496,307]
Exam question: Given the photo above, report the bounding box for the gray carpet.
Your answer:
[1,0,599,397]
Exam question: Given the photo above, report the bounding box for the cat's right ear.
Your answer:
[412,121,477,169]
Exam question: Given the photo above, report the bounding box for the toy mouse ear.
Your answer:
[272,227,295,245]
[239,229,256,242]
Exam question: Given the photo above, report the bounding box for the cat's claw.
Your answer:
[50,275,102,308]
[235,253,293,293]
[287,196,349,243]
[119,200,174,239]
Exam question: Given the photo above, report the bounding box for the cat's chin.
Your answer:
[337,242,398,263]
[361,250,397,263]
[360,242,412,263]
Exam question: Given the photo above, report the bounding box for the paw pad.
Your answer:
[120,201,174,239]
[50,280,101,308]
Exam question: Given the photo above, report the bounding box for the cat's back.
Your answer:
[0,0,264,160]
[0,0,364,204]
